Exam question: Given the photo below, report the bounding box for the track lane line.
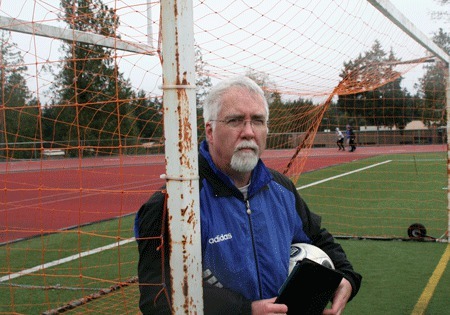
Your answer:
[0,160,395,283]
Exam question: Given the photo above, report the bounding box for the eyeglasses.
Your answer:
[211,117,267,129]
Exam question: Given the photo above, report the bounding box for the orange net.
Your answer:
[0,0,448,313]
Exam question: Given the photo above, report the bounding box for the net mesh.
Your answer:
[0,0,448,313]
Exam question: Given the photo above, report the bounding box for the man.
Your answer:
[336,127,345,151]
[135,76,362,314]
[346,125,356,152]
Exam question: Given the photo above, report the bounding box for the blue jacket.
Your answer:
[135,140,361,314]
[198,141,312,300]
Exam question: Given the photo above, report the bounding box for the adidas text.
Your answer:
[208,233,233,244]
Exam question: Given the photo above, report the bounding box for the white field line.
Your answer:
[0,238,136,282]
[297,160,392,190]
[1,160,393,283]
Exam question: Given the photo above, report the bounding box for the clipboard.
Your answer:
[275,258,343,314]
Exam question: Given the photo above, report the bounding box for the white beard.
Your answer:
[230,141,259,172]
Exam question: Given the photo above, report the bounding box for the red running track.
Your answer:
[0,145,444,244]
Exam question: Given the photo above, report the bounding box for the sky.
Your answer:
[390,0,448,37]
[387,0,448,93]
[1,0,448,101]
[386,0,448,92]
[188,0,449,98]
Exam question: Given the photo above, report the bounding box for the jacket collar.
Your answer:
[199,140,272,198]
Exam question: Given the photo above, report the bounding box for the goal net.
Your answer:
[0,0,448,313]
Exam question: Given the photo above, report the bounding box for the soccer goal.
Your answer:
[0,0,448,314]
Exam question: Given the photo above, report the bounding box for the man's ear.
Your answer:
[205,122,213,143]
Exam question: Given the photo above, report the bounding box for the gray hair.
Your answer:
[203,76,269,124]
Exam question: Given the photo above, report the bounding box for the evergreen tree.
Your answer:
[337,40,413,129]
[194,45,212,140]
[430,0,450,24]
[415,28,449,127]
[131,90,163,140]
[0,32,39,159]
[195,45,212,108]
[42,0,138,156]
[269,97,315,134]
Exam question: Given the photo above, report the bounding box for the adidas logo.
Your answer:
[208,233,233,244]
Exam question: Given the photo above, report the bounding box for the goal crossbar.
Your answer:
[0,16,155,55]
[368,0,449,66]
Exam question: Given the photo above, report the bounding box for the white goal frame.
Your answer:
[0,1,448,314]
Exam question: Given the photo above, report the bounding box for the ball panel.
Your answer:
[288,243,335,274]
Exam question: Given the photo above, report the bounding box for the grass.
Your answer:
[340,240,448,315]
[4,239,447,314]
[0,216,137,314]
[297,153,447,238]
[1,151,448,314]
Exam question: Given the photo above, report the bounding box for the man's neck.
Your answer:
[227,170,251,188]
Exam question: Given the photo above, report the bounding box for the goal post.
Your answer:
[0,0,449,314]
[160,0,203,313]
[368,0,450,243]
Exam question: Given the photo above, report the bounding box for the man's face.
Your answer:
[206,87,268,175]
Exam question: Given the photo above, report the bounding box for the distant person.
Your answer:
[346,125,356,152]
[135,76,362,314]
[336,127,345,151]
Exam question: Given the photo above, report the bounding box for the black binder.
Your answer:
[275,258,344,314]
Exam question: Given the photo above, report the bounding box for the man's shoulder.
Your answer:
[267,168,295,190]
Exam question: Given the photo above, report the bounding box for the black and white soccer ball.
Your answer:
[289,243,335,274]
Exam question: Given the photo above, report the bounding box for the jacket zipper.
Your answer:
[246,199,263,299]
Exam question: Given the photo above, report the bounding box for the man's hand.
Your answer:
[251,297,288,315]
[323,277,352,315]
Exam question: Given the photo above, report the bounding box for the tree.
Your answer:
[337,40,413,129]
[195,45,212,108]
[0,32,39,159]
[131,90,163,140]
[431,0,449,25]
[415,28,449,127]
[269,97,315,134]
[42,0,138,156]
[245,69,276,103]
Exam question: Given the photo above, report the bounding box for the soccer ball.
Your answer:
[289,243,335,274]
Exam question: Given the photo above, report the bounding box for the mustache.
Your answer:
[234,141,259,153]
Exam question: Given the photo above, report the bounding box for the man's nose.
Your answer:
[240,120,256,136]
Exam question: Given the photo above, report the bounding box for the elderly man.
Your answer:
[135,76,361,314]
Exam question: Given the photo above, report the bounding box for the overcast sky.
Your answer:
[1,0,448,101]
[390,0,448,37]
[385,0,448,93]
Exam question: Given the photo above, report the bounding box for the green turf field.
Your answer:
[297,152,447,239]
[1,152,448,314]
